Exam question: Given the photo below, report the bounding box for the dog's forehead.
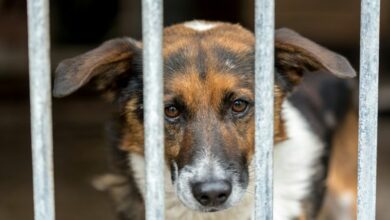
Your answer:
[161,21,255,108]
[163,21,255,53]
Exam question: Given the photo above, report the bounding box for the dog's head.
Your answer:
[53,21,355,212]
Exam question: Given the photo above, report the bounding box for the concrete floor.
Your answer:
[1,80,389,220]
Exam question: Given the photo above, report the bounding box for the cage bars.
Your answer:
[254,0,275,219]
[141,0,165,220]
[27,0,55,220]
[357,0,381,219]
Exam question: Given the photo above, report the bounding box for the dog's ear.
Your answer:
[275,28,356,87]
[53,38,141,98]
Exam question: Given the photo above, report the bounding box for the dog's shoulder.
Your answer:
[282,70,357,218]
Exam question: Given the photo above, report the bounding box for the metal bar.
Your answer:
[358,0,381,219]
[254,0,275,219]
[27,0,55,220]
[142,0,165,219]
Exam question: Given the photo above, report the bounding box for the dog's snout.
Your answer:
[191,180,232,206]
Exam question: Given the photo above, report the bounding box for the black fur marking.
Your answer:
[275,70,294,93]
[213,46,243,71]
[170,162,177,183]
[115,54,144,120]
[164,48,191,76]
[219,92,235,117]
[212,46,255,76]
[196,46,207,79]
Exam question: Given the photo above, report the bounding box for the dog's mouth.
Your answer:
[197,206,228,213]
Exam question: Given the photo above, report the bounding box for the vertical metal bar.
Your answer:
[142,0,165,219]
[27,0,55,220]
[358,0,380,219]
[254,0,275,219]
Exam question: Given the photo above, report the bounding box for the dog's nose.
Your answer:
[191,180,232,206]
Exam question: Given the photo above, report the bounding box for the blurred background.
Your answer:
[0,0,389,219]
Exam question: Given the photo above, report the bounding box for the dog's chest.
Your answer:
[129,101,324,220]
[273,101,325,219]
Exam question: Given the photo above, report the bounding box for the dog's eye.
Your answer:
[165,105,181,118]
[231,99,248,113]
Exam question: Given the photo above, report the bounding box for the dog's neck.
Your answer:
[129,100,324,220]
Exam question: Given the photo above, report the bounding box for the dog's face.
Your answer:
[53,21,355,212]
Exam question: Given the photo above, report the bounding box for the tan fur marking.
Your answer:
[274,85,288,143]
[206,71,240,109]
[298,214,307,220]
[320,110,358,219]
[121,99,144,154]
[244,120,255,162]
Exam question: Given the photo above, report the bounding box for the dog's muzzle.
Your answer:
[172,155,248,212]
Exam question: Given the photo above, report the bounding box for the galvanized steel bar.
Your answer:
[358,0,381,219]
[142,0,165,219]
[27,0,55,220]
[254,0,275,219]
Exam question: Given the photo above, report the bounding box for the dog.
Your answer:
[53,20,358,220]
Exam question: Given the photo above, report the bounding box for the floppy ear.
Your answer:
[53,38,142,98]
[275,28,356,88]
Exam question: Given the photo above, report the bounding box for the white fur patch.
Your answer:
[272,101,325,219]
[183,21,219,31]
[129,100,325,220]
